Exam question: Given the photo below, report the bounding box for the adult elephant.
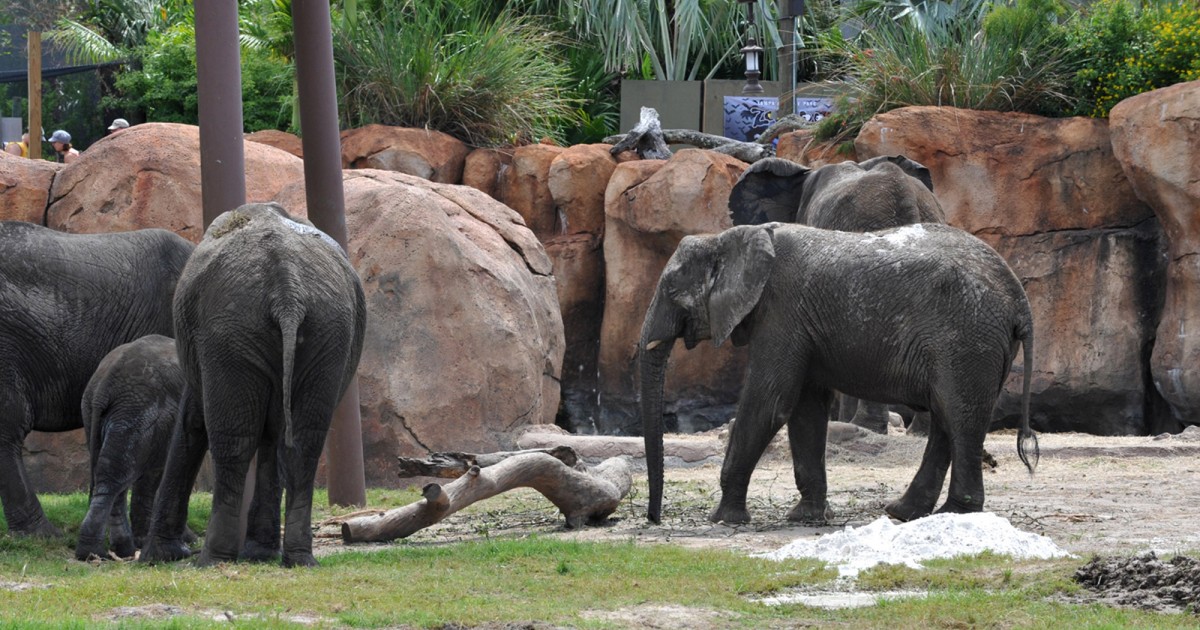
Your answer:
[728,155,946,434]
[141,202,366,568]
[638,223,1037,525]
[0,222,194,536]
[76,335,200,561]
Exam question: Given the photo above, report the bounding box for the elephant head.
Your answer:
[728,155,939,229]
[638,224,777,523]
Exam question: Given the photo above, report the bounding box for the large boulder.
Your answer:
[341,124,471,184]
[275,170,564,486]
[1110,80,1200,428]
[597,149,749,435]
[46,122,305,242]
[496,143,566,239]
[0,151,60,223]
[857,107,1170,435]
[777,129,856,166]
[246,129,304,158]
[462,148,513,198]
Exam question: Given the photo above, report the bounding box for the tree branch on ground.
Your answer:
[604,107,817,163]
[340,449,632,544]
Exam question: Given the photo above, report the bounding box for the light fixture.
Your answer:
[739,0,764,95]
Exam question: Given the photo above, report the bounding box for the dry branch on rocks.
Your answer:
[340,448,632,544]
[604,107,813,163]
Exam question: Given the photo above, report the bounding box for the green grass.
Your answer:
[2,489,1198,628]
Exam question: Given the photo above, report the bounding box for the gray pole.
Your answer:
[195,0,246,226]
[293,0,367,507]
[777,0,796,117]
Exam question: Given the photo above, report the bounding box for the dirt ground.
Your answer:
[313,423,1200,621]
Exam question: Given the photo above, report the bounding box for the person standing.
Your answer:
[47,130,80,164]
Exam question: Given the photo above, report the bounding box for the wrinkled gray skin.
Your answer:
[639,223,1037,525]
[0,222,193,537]
[76,335,201,561]
[140,203,366,568]
[729,155,946,434]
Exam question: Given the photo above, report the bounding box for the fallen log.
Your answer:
[605,107,774,162]
[341,451,632,544]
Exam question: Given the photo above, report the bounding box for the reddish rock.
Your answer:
[1110,81,1200,427]
[598,149,749,434]
[777,129,856,166]
[246,129,304,158]
[462,148,513,198]
[0,151,60,223]
[277,170,563,486]
[46,122,305,242]
[547,144,617,236]
[340,124,470,184]
[23,430,88,493]
[495,143,566,239]
[857,107,1169,435]
[545,233,605,428]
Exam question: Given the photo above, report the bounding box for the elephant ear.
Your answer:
[729,158,811,226]
[861,154,935,192]
[708,224,777,346]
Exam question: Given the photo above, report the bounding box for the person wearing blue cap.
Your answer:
[48,129,79,164]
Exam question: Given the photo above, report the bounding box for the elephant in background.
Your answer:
[638,223,1037,525]
[75,335,201,561]
[728,155,946,434]
[141,202,366,568]
[0,222,194,537]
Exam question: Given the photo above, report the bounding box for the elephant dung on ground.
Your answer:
[728,155,947,434]
[141,202,366,568]
[0,222,193,537]
[76,334,201,561]
[638,223,1038,525]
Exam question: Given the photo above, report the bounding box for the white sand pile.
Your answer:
[757,512,1072,577]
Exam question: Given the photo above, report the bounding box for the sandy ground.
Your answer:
[321,425,1200,559]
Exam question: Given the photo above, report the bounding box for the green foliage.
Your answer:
[333,0,579,147]
[1065,0,1200,117]
[105,25,293,131]
[815,1,1075,142]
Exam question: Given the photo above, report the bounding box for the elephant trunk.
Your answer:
[639,291,680,524]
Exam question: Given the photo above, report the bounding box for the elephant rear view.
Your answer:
[0,222,193,537]
[639,223,1038,525]
[141,202,366,568]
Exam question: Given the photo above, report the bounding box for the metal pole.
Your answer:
[195,0,246,226]
[195,0,250,546]
[293,0,367,508]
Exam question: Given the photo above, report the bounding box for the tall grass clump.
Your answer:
[815,0,1075,142]
[334,0,578,147]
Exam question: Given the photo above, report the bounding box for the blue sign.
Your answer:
[723,96,835,142]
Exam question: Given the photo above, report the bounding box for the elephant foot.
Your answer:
[785,500,831,525]
[935,496,984,515]
[110,538,137,560]
[183,526,199,544]
[708,502,751,525]
[74,537,108,562]
[195,546,239,568]
[12,518,62,539]
[282,551,319,568]
[241,539,281,563]
[884,498,934,523]
[138,537,193,564]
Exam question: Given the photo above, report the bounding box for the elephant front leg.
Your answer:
[786,391,832,524]
[280,427,328,568]
[712,363,800,525]
[849,399,890,435]
[0,430,60,537]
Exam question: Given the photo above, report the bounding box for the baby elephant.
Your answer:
[75,335,197,561]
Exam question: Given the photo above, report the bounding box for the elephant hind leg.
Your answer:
[140,392,208,564]
[885,414,952,522]
[935,407,991,515]
[785,388,833,524]
[242,420,283,563]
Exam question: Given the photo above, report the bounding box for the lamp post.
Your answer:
[739,0,764,95]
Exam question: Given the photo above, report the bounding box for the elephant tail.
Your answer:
[1016,322,1039,475]
[276,304,305,449]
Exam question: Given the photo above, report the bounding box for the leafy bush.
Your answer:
[334,0,579,147]
[814,0,1074,141]
[105,25,293,131]
[1066,0,1200,117]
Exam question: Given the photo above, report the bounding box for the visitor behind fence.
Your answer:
[48,130,79,164]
